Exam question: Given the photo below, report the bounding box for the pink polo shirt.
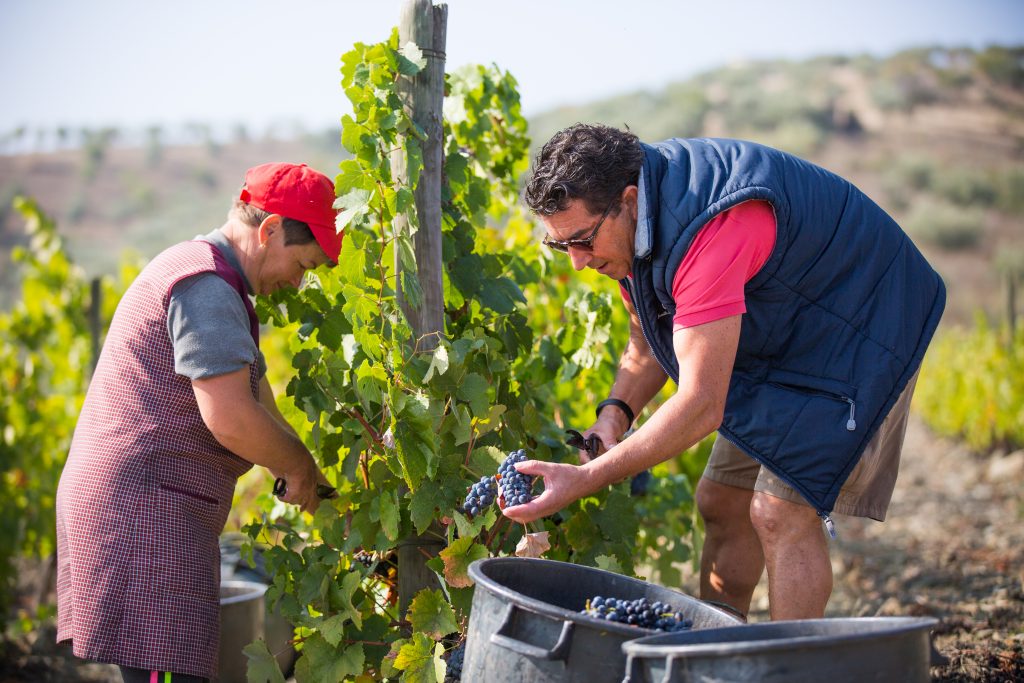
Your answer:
[622,200,776,330]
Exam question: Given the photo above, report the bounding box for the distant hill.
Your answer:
[2,45,1022,324]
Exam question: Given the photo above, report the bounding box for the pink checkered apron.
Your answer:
[56,240,258,679]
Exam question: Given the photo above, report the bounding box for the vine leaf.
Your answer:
[242,639,286,683]
[422,344,449,383]
[294,636,364,683]
[456,373,489,415]
[329,569,364,630]
[438,536,488,588]
[410,485,447,535]
[515,531,551,558]
[408,589,459,640]
[595,554,624,575]
[397,41,427,76]
[335,188,374,231]
[393,634,445,683]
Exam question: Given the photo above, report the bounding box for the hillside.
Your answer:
[2,45,1023,323]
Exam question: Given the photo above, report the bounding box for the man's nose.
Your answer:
[291,272,304,288]
[568,247,590,271]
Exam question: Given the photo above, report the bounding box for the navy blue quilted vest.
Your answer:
[626,138,945,517]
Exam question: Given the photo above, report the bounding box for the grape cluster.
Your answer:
[459,449,535,517]
[461,475,498,517]
[581,596,694,632]
[353,550,375,568]
[497,449,533,507]
[443,642,465,682]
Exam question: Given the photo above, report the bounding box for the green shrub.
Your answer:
[916,315,1024,451]
[904,199,986,250]
[931,166,998,208]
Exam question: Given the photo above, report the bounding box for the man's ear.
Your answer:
[622,185,639,221]
[257,214,283,247]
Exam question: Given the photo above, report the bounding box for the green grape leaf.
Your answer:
[408,589,458,640]
[478,276,526,315]
[453,506,494,538]
[393,634,444,683]
[590,490,639,544]
[335,159,371,195]
[595,554,624,574]
[335,188,374,231]
[456,373,489,415]
[329,567,365,630]
[448,404,472,446]
[409,484,446,535]
[397,41,427,76]
[355,359,388,407]
[468,445,504,473]
[294,635,364,683]
[380,487,400,542]
[422,344,449,383]
[243,639,286,683]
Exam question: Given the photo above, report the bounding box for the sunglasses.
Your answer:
[542,199,615,253]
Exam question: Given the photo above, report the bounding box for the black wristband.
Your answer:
[596,398,634,427]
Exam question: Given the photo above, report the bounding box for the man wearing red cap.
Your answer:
[55,163,342,682]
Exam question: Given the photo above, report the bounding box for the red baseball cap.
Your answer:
[239,162,343,263]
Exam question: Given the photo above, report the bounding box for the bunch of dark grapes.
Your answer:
[353,550,375,568]
[444,642,465,682]
[497,449,533,507]
[461,475,497,517]
[581,596,693,632]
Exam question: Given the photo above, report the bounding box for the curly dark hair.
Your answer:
[523,123,643,216]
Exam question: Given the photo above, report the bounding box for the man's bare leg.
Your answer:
[750,491,832,620]
[695,478,765,616]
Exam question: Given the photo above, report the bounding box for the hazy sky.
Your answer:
[2,0,1023,134]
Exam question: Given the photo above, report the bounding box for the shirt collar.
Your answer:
[198,229,255,295]
[634,167,652,260]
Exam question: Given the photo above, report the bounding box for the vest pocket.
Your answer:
[766,369,859,431]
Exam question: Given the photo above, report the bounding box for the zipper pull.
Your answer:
[821,513,837,539]
[845,399,856,431]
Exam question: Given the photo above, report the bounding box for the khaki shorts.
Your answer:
[703,371,919,521]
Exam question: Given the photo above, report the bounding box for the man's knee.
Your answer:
[696,478,752,530]
[749,492,821,542]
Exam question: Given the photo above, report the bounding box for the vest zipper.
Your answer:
[820,512,837,539]
[624,276,675,378]
[769,381,857,432]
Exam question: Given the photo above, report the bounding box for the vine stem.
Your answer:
[484,514,507,548]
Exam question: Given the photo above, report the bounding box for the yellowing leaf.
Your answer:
[438,536,488,588]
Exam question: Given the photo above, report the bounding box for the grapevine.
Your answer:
[240,28,702,681]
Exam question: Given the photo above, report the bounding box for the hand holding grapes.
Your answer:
[501,458,595,523]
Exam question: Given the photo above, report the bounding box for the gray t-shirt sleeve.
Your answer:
[167,272,267,380]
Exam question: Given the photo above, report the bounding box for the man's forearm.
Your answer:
[209,400,315,474]
[603,338,668,431]
[583,385,722,491]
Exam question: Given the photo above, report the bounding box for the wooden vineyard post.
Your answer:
[393,0,449,617]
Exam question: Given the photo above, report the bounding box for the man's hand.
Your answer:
[275,461,332,513]
[577,414,624,463]
[501,459,595,524]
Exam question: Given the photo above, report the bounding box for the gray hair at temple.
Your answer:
[523,123,643,216]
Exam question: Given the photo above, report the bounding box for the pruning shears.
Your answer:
[272,477,337,500]
[565,429,603,456]
[565,428,651,497]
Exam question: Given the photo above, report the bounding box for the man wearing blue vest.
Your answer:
[503,124,945,620]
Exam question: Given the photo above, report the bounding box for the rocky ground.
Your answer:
[3,417,1021,682]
